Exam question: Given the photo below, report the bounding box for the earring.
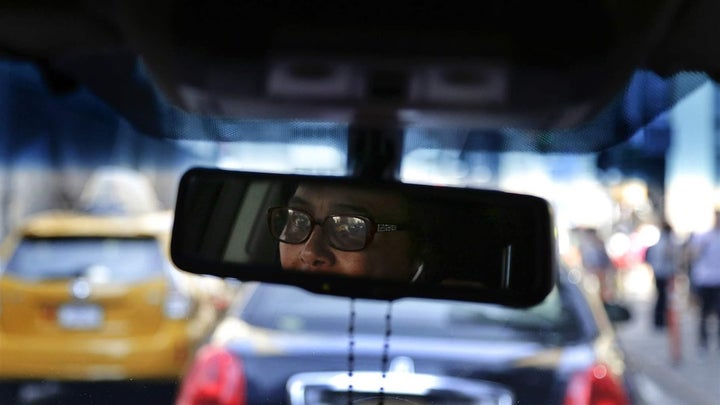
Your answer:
[410,263,424,282]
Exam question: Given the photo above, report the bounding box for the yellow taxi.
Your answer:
[0,209,226,382]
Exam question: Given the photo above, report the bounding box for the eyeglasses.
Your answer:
[267,206,408,251]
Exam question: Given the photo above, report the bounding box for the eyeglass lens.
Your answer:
[269,207,370,251]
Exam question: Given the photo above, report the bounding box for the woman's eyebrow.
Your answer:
[329,202,372,216]
[288,195,373,216]
[287,195,311,207]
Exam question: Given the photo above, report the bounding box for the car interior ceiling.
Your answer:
[2,1,720,152]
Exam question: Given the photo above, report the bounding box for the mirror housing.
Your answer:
[170,168,557,307]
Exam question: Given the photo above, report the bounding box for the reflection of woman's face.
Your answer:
[278,184,418,280]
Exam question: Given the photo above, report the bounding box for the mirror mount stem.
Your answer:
[347,122,404,181]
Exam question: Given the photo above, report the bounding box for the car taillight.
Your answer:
[176,345,246,405]
[564,363,630,405]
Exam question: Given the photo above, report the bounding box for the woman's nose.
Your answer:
[299,224,335,269]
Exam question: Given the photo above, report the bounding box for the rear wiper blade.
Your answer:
[39,267,90,280]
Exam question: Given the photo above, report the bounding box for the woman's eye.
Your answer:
[290,214,310,230]
[334,218,366,239]
[335,224,352,238]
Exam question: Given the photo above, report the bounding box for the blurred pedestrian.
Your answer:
[688,210,720,352]
[578,227,615,302]
[645,221,680,329]
[681,231,700,306]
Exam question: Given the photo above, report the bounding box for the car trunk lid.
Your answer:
[0,275,168,336]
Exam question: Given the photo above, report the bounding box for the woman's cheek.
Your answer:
[279,243,299,268]
[334,252,367,276]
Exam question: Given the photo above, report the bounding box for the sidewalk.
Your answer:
[614,270,720,405]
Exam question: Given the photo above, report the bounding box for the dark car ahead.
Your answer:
[177,269,636,405]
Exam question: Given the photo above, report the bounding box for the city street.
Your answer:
[615,267,720,405]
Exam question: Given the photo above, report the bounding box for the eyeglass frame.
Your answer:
[267,206,410,251]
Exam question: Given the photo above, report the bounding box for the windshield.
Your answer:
[240,283,584,345]
[5,237,166,283]
[3,5,720,403]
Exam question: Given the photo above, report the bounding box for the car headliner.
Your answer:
[1,1,719,154]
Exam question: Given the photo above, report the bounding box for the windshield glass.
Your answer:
[7,4,720,404]
[5,236,166,283]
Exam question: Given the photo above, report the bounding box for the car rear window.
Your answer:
[241,283,585,345]
[4,236,166,283]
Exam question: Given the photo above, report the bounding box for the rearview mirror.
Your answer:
[170,168,557,306]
